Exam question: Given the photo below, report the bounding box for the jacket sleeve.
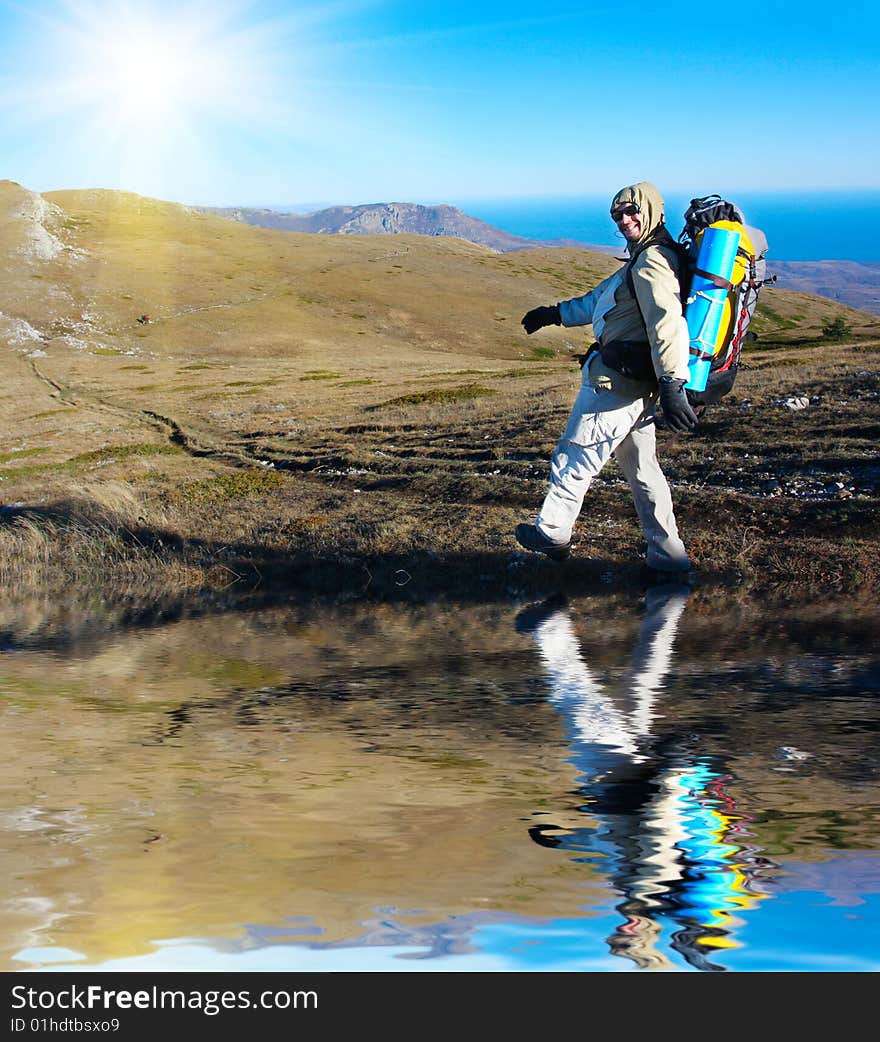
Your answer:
[558,272,618,328]
[630,248,690,381]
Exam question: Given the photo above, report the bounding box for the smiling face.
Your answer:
[611,204,644,242]
[609,183,666,248]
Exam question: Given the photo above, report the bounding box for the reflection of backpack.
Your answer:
[676,196,773,408]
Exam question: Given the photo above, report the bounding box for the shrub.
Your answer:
[822,316,852,341]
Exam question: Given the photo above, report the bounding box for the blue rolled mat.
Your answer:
[684,226,741,392]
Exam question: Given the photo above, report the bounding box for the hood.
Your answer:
[611,181,667,249]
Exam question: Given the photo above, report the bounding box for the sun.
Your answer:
[7,1,328,200]
[18,1,296,197]
[92,32,192,123]
[61,6,248,132]
[30,0,293,149]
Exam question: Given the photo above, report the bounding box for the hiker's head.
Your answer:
[610,182,666,246]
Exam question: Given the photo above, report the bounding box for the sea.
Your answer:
[451,189,880,263]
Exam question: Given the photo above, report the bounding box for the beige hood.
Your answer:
[611,181,667,248]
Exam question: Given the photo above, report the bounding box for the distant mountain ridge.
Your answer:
[193,200,879,315]
[766,260,880,316]
[192,200,618,256]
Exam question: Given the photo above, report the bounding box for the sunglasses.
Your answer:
[611,203,640,222]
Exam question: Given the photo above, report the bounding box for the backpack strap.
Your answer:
[693,267,734,291]
[623,229,687,322]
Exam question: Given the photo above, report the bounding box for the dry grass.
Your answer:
[0,479,210,595]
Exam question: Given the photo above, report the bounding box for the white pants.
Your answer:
[536,382,691,570]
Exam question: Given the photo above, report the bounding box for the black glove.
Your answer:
[658,376,699,433]
[521,304,561,335]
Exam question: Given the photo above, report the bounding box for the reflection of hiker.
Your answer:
[517,587,770,970]
[515,181,697,573]
[518,586,691,775]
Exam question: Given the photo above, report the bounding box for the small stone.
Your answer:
[775,745,812,761]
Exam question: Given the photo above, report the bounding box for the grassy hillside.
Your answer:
[1,179,878,622]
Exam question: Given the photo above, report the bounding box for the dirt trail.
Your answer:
[27,356,265,470]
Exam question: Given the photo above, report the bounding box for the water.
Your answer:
[2,589,878,973]
[453,190,880,263]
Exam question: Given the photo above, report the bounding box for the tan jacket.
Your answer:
[558,181,690,395]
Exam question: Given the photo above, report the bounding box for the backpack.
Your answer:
[676,195,773,408]
[624,195,773,408]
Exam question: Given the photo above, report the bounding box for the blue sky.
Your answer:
[1,0,877,208]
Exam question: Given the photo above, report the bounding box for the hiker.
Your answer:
[516,181,698,573]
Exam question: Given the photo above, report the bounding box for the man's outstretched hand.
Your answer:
[521,304,561,335]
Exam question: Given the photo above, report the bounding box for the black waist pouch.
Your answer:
[599,340,655,382]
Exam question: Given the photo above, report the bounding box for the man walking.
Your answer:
[516,181,697,573]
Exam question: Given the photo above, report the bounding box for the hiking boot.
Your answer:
[514,523,571,562]
[514,593,569,635]
[642,562,696,587]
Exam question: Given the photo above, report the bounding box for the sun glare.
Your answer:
[22,1,298,197]
[72,11,239,130]
[96,34,191,121]
[8,1,328,199]
[37,2,290,143]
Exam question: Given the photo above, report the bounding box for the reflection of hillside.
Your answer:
[0,603,590,970]
[1,597,878,969]
[1,715,597,971]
